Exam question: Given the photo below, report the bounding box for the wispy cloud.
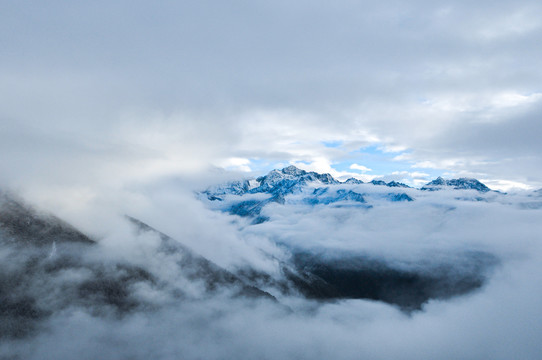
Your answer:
[350,164,372,172]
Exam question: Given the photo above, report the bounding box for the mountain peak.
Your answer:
[344,177,364,184]
[281,165,306,176]
[421,177,491,192]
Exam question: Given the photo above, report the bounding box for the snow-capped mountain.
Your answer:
[205,166,491,200]
[370,179,410,188]
[204,165,340,199]
[420,176,491,192]
[201,166,493,222]
[203,166,416,200]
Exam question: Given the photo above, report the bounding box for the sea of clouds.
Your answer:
[1,177,541,360]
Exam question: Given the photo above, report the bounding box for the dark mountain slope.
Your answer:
[287,250,499,311]
[0,191,94,247]
[0,193,275,339]
[126,216,276,300]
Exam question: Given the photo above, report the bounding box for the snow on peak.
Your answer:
[421,177,491,192]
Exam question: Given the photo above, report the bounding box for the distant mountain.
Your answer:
[344,177,364,184]
[203,166,428,222]
[370,179,410,188]
[421,177,491,192]
[203,166,371,222]
[304,188,367,205]
[203,166,415,201]
[386,181,411,188]
[202,167,499,223]
[250,165,339,195]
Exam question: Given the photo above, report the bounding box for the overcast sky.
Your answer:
[2,3,542,358]
[2,0,542,196]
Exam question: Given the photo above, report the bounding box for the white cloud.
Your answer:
[1,1,541,195]
[5,180,542,359]
[391,171,429,178]
[216,157,252,172]
[481,178,533,191]
[350,164,372,172]
[490,92,542,109]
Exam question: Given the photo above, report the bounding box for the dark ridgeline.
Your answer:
[0,192,274,339]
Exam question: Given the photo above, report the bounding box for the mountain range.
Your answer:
[0,168,511,340]
[202,165,494,222]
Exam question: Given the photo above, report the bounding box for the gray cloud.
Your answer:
[2,0,542,193]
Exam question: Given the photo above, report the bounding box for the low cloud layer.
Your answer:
[2,178,542,359]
